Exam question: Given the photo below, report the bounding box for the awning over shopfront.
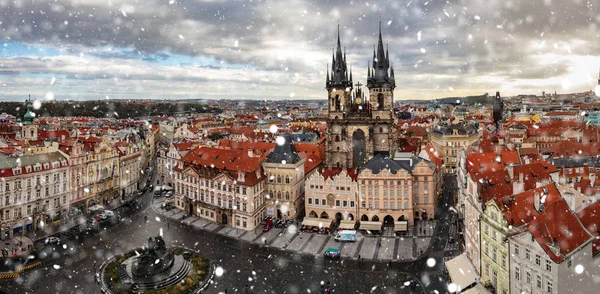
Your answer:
[338,220,356,230]
[359,221,382,231]
[302,217,330,228]
[394,221,408,232]
[12,223,23,233]
[445,253,479,293]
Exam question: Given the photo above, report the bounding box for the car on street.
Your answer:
[44,237,60,244]
[103,210,115,217]
[448,236,455,244]
[165,191,173,198]
[323,247,340,259]
[262,225,272,232]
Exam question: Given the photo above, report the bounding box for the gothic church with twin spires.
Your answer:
[325,23,398,169]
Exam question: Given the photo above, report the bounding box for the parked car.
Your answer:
[323,247,340,259]
[262,225,272,232]
[448,236,455,244]
[165,191,174,198]
[44,237,60,244]
[103,210,115,217]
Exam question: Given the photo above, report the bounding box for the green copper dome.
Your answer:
[23,100,35,125]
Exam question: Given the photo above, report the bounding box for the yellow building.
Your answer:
[429,123,481,173]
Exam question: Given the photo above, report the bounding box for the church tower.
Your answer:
[21,98,38,141]
[326,24,353,120]
[367,21,396,119]
[493,91,504,128]
[324,23,398,169]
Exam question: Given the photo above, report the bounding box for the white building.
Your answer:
[157,142,197,186]
[0,152,70,240]
[508,198,600,294]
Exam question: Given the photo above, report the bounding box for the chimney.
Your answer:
[591,173,596,187]
[519,172,524,183]
[507,165,514,180]
[248,149,253,158]
[534,191,540,212]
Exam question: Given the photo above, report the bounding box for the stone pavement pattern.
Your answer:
[152,198,438,261]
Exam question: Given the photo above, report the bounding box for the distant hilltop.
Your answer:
[435,93,491,105]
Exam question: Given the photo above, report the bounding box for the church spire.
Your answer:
[368,21,395,90]
[328,23,352,90]
[326,63,330,85]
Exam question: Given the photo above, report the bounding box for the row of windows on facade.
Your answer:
[361,178,429,185]
[1,196,66,221]
[361,188,429,197]
[309,184,352,191]
[361,200,415,209]
[176,175,265,194]
[513,244,554,271]
[189,195,249,212]
[514,266,553,293]
[195,208,251,228]
[307,198,355,208]
[2,172,68,191]
[267,191,291,200]
[269,175,291,184]
[176,184,247,195]
[10,161,66,175]
[309,180,430,193]
[2,183,68,207]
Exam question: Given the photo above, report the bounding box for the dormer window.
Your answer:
[25,166,31,173]
[43,163,49,169]
[13,168,21,175]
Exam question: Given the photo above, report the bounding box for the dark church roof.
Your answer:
[361,153,433,174]
[326,24,352,90]
[265,134,301,164]
[288,133,317,143]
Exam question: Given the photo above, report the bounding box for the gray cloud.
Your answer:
[0,0,599,100]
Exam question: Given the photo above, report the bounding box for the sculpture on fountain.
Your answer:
[132,235,174,277]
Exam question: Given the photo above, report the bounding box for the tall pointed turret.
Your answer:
[367,21,395,90]
[493,91,504,128]
[326,24,352,90]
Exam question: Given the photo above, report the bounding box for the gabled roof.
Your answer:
[321,168,358,182]
[466,151,520,173]
[38,129,70,141]
[503,184,563,228]
[526,199,592,263]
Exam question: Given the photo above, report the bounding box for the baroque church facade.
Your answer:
[325,23,398,169]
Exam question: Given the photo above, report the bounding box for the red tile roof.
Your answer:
[503,184,563,228]
[466,151,520,173]
[527,199,592,262]
[38,129,70,141]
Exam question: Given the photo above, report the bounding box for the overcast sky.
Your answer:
[1,0,600,101]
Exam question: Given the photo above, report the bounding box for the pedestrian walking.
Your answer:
[319,285,325,294]
[419,227,422,234]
